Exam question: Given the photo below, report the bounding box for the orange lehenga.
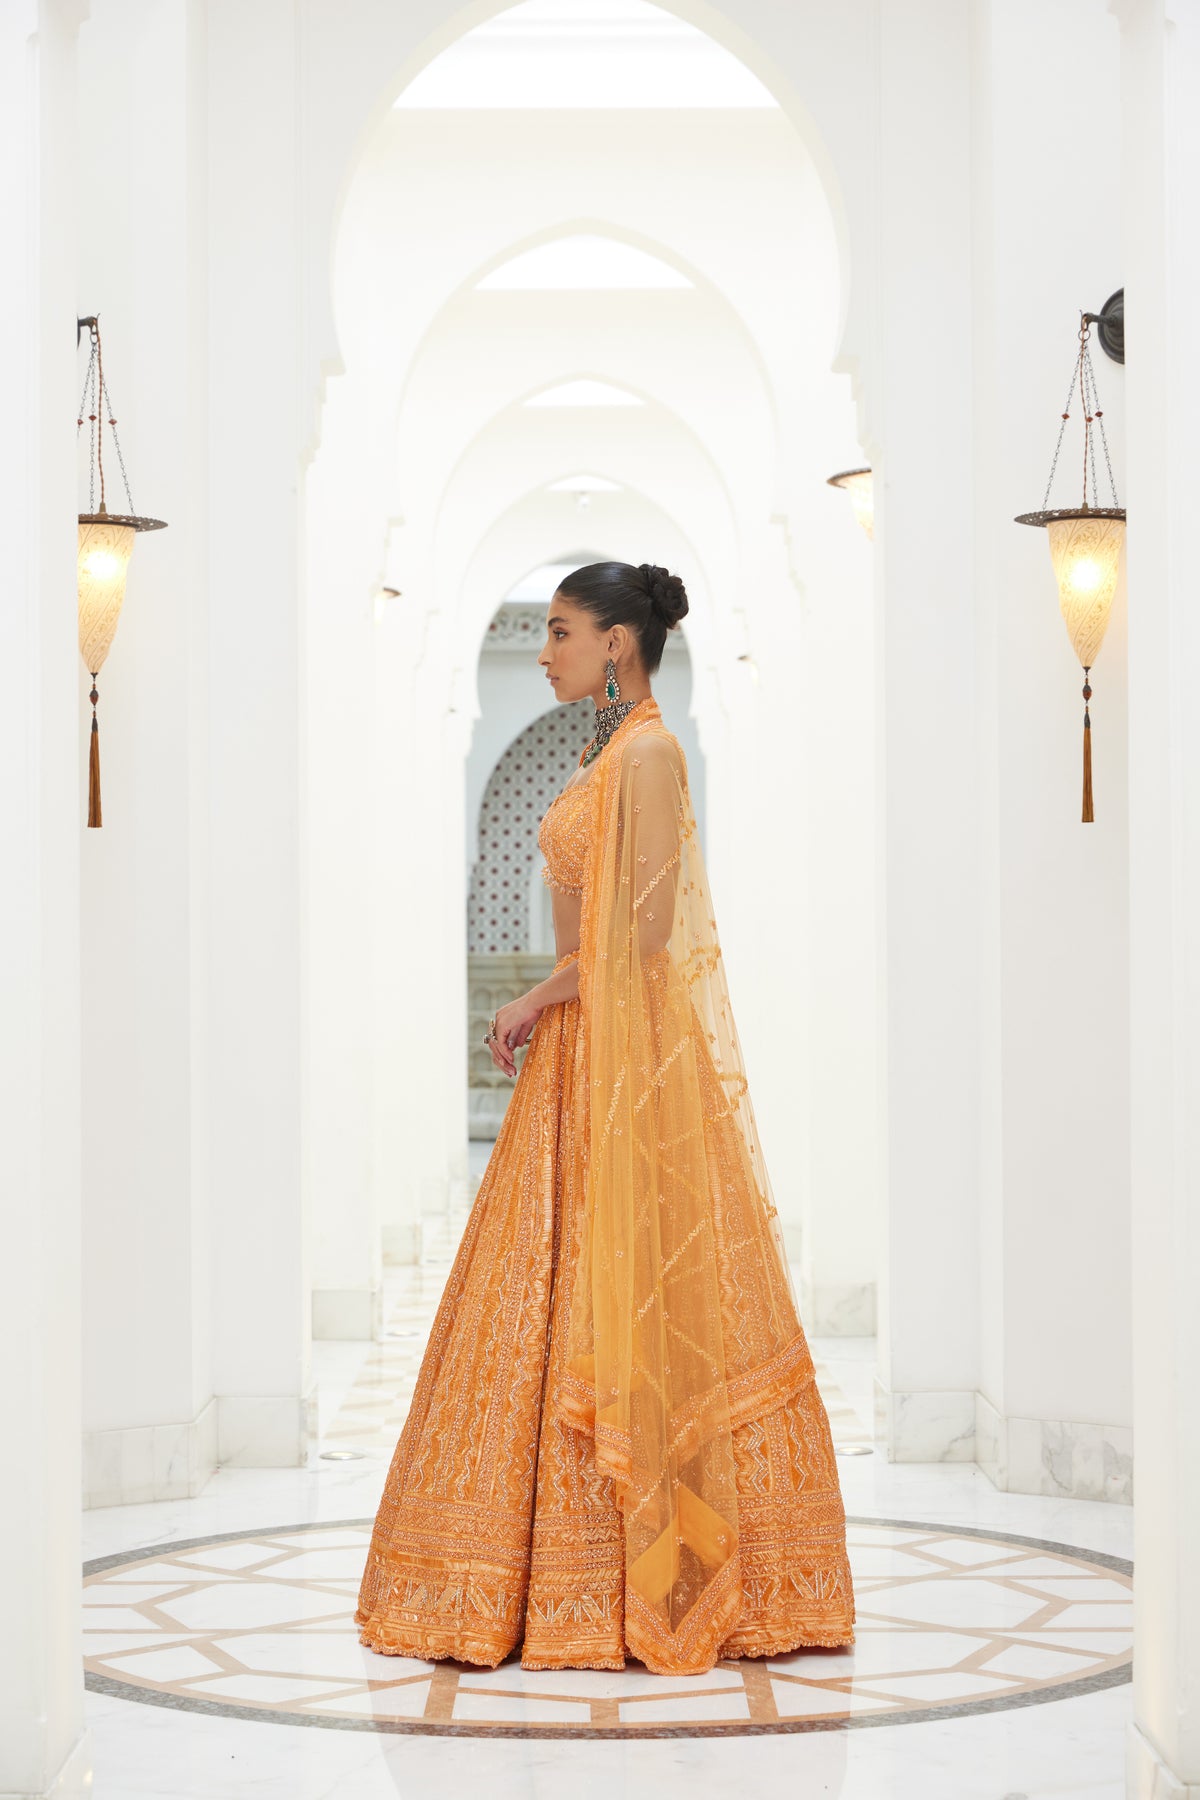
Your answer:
[356,696,855,1675]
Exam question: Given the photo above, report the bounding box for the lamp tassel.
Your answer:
[88,674,102,829]
[1081,668,1094,825]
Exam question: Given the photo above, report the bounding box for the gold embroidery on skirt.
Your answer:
[356,708,856,1674]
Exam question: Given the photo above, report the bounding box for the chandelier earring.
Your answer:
[582,651,641,767]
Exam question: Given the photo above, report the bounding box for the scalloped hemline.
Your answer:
[520,1654,627,1672]
[719,1627,857,1658]
[355,1616,514,1670]
[355,1618,856,1673]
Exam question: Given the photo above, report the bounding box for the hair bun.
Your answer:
[638,562,689,629]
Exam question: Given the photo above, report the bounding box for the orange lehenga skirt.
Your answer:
[355,948,856,1672]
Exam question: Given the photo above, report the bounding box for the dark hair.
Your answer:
[554,561,689,677]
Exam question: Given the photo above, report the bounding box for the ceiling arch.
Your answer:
[384,214,786,443]
[428,392,740,600]
[315,0,855,391]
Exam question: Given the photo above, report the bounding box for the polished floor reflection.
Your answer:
[82,1222,1135,1794]
[84,1515,1130,1735]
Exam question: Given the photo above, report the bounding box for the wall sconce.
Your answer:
[826,466,874,539]
[1015,299,1124,824]
[77,316,166,828]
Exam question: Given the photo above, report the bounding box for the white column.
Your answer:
[0,4,92,1793]
[969,0,1130,1502]
[1113,3,1200,1791]
[372,604,458,1264]
[304,406,382,1340]
[708,530,815,1281]
[795,502,878,1337]
[76,0,216,1507]
[868,0,980,1462]
[205,0,312,1462]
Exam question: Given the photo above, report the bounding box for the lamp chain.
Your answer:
[1039,314,1120,513]
[76,337,98,513]
[1082,346,1120,509]
[1040,358,1081,511]
[93,323,106,508]
[1088,374,1100,508]
[75,318,137,516]
[99,366,136,514]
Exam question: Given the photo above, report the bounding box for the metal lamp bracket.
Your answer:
[1082,289,1124,365]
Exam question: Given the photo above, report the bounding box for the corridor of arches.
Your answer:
[4,1,1197,1795]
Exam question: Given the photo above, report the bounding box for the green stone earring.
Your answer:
[605,657,620,702]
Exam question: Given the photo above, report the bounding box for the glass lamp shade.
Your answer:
[78,515,136,674]
[826,467,874,539]
[1045,511,1125,667]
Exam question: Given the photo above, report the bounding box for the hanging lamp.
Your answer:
[1015,299,1124,823]
[76,315,166,828]
[826,465,874,539]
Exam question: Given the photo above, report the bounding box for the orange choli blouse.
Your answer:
[537,771,591,899]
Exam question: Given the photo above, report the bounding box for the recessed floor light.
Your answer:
[835,1443,874,1456]
[320,1449,367,1461]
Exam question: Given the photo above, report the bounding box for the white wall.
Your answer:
[1,6,92,1793]
[971,0,1129,1494]
[1114,0,1200,1788]
[76,0,215,1503]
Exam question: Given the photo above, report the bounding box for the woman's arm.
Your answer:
[525,957,580,1010]
[486,958,580,1078]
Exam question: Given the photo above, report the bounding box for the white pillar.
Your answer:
[304,411,382,1339]
[372,605,459,1263]
[76,0,216,1507]
[795,500,878,1337]
[969,0,1130,1502]
[1113,3,1200,1790]
[868,0,980,1462]
[205,0,312,1462]
[0,3,92,1792]
[709,530,815,1281]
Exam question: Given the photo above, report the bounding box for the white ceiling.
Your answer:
[394,0,778,110]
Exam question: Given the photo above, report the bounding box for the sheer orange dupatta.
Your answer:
[550,699,800,1675]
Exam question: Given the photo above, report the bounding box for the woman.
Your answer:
[356,560,856,1677]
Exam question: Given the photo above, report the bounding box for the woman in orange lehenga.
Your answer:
[356,560,856,1677]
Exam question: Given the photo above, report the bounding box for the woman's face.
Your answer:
[537,591,610,705]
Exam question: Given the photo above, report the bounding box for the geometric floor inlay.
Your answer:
[84,1518,1132,1738]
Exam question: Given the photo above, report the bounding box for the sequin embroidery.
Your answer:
[538,775,593,898]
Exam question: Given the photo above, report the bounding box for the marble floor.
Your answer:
[80,1189,1135,1798]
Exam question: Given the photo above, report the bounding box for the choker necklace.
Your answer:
[582,695,647,767]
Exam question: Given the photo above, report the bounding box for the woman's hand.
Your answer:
[486,993,544,1079]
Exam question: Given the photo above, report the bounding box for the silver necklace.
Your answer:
[582,696,642,766]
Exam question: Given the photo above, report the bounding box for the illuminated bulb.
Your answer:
[83,549,122,580]
[77,517,137,674]
[1045,513,1124,668]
